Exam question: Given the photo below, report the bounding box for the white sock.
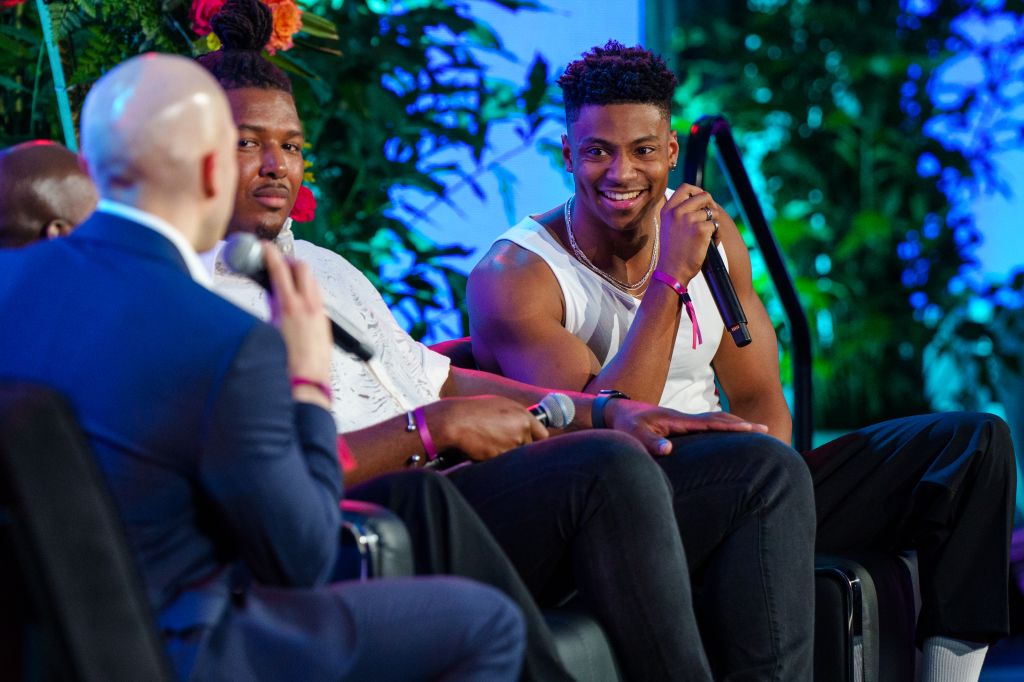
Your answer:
[919,636,989,682]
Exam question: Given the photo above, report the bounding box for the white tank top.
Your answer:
[496,217,725,413]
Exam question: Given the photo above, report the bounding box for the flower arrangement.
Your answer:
[190,0,302,54]
[2,0,558,344]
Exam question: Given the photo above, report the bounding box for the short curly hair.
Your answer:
[558,41,677,125]
[196,0,292,94]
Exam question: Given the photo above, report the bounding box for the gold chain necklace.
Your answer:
[563,195,659,293]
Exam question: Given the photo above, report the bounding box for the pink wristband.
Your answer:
[290,376,332,402]
[413,406,439,462]
[651,271,703,349]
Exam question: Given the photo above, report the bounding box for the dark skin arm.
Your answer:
[341,394,547,485]
[343,365,767,486]
[707,228,792,442]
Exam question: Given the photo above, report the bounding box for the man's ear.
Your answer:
[42,219,73,240]
[669,130,679,167]
[200,152,217,199]
[561,133,573,173]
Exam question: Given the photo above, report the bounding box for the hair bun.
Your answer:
[211,0,273,52]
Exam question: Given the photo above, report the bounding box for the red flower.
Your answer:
[190,0,225,37]
[290,184,317,222]
[1,0,29,8]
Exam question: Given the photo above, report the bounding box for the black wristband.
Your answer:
[591,390,629,429]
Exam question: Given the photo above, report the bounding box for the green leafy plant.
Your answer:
[0,0,559,341]
[669,0,1024,429]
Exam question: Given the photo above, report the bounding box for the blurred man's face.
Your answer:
[225,87,304,240]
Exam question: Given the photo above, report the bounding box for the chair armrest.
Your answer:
[428,336,478,370]
[335,500,414,581]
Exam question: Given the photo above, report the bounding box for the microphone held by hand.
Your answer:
[529,392,575,428]
[222,233,375,361]
[425,393,574,471]
[702,244,751,347]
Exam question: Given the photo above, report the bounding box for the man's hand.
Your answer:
[657,183,733,284]
[263,243,332,408]
[424,395,549,461]
[606,399,769,456]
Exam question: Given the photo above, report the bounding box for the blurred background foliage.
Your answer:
[3,0,1023,434]
[665,0,1024,430]
[0,0,558,340]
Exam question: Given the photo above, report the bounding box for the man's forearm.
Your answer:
[584,284,682,403]
[342,413,429,485]
[444,366,597,429]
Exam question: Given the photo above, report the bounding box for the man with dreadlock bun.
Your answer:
[197,2,781,680]
[469,40,1016,682]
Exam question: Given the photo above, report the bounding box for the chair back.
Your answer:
[0,381,173,682]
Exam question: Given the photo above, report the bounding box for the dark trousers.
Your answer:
[807,411,1016,645]
[661,432,817,682]
[186,576,525,682]
[448,430,714,682]
[348,469,573,682]
[661,411,1015,682]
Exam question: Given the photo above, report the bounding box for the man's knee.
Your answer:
[574,430,674,497]
[442,579,526,663]
[971,412,1016,486]
[739,434,816,523]
[735,434,814,493]
[945,411,1016,475]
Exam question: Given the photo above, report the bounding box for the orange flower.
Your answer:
[263,0,302,55]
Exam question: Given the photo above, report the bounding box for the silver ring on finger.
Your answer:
[712,219,720,237]
[704,206,714,221]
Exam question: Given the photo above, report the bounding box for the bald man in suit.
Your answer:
[0,54,524,682]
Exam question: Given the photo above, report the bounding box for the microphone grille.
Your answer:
[539,393,575,429]
[222,233,265,277]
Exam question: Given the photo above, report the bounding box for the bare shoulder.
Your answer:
[469,239,563,316]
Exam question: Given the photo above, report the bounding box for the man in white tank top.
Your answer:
[469,41,1014,682]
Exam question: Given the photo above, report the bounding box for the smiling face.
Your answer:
[226,87,305,240]
[562,103,678,235]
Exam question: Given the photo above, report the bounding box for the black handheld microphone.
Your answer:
[702,243,751,347]
[425,393,575,471]
[221,233,375,362]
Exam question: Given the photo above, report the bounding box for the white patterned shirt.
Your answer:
[202,220,451,433]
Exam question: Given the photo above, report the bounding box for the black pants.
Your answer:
[807,411,1016,645]
[348,469,574,682]
[660,411,1015,682]
[660,431,817,682]
[448,430,714,682]
[350,431,714,682]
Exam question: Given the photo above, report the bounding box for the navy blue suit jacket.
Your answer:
[0,212,342,666]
